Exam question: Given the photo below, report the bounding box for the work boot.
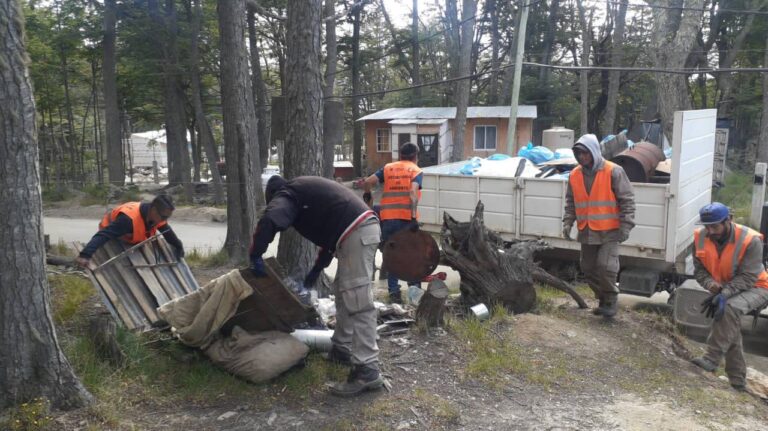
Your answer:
[592,295,606,316]
[325,346,352,367]
[599,293,619,318]
[328,364,384,397]
[731,383,747,392]
[691,357,718,372]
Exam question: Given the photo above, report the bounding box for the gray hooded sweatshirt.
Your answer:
[563,134,635,244]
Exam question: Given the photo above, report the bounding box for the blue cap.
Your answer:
[697,202,730,225]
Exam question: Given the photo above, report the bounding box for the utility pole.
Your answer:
[507,0,529,155]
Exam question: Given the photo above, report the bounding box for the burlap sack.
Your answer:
[204,326,309,383]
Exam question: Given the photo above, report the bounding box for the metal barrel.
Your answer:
[610,141,666,183]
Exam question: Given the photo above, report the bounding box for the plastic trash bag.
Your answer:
[517,142,555,164]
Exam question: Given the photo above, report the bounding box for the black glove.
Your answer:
[250,255,267,277]
[304,267,322,287]
[700,293,727,320]
[363,192,373,206]
[409,217,419,232]
[174,246,185,260]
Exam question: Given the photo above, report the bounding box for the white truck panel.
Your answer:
[667,109,718,262]
[419,109,717,272]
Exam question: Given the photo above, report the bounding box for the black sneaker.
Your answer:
[592,296,605,316]
[731,383,747,392]
[599,294,619,318]
[325,346,352,366]
[328,364,385,397]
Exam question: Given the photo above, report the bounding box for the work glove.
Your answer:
[174,246,185,260]
[408,217,420,232]
[562,225,572,241]
[700,293,727,321]
[363,192,373,207]
[250,255,267,277]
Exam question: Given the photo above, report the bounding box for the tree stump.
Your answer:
[441,201,587,313]
[416,279,450,327]
[87,312,126,367]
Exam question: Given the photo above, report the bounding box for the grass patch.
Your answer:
[50,238,76,257]
[0,398,53,431]
[49,274,95,325]
[42,186,72,203]
[80,184,109,206]
[185,247,230,268]
[413,388,461,424]
[713,171,752,224]
[535,283,593,315]
[117,186,142,204]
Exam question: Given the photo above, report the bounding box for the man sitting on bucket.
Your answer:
[248,175,384,397]
[690,202,768,391]
[76,195,184,270]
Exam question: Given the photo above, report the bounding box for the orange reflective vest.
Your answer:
[99,202,166,245]
[694,223,768,289]
[570,161,621,231]
[380,160,422,221]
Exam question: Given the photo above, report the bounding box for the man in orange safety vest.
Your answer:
[689,202,768,391]
[562,134,635,318]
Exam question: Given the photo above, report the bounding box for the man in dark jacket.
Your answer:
[249,175,383,397]
[562,134,635,317]
[76,195,184,269]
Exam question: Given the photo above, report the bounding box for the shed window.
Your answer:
[474,125,497,150]
[376,129,391,152]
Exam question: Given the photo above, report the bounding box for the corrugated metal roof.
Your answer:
[388,119,447,125]
[358,106,537,121]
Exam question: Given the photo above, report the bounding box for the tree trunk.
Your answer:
[452,0,476,163]
[757,31,768,164]
[538,0,560,85]
[714,13,756,119]
[277,0,325,287]
[189,0,225,205]
[247,9,272,172]
[649,0,705,139]
[103,0,123,185]
[487,0,500,104]
[601,0,627,136]
[218,0,263,261]
[323,0,338,99]
[576,0,591,135]
[0,0,92,409]
[158,0,193,201]
[411,0,421,103]
[351,4,363,177]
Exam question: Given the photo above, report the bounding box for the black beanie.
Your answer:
[265,175,287,203]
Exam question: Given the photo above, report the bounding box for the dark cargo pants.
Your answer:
[580,241,620,299]
[704,287,768,386]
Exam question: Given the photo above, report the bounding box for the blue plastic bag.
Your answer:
[517,142,554,164]
[487,153,511,161]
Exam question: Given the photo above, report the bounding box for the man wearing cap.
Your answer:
[562,134,635,317]
[362,142,422,304]
[690,202,768,391]
[249,175,383,397]
[76,195,184,269]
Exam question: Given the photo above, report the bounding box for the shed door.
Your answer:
[417,134,439,167]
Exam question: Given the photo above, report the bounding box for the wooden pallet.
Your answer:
[75,235,199,331]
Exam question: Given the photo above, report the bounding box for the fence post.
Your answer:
[750,162,767,229]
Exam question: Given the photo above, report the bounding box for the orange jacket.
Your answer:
[694,223,768,289]
[570,161,621,231]
[380,160,422,221]
[99,202,166,244]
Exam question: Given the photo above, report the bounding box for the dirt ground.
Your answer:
[48,268,768,431]
[40,196,768,430]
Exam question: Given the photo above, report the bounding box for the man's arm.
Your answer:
[410,172,422,220]
[612,167,636,234]
[694,255,720,293]
[721,236,763,297]
[158,224,184,257]
[249,195,298,258]
[563,181,576,229]
[78,214,133,259]
[362,169,384,207]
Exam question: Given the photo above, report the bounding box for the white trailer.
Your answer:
[418,109,718,296]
